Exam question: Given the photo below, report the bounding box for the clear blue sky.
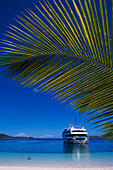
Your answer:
[0,0,111,138]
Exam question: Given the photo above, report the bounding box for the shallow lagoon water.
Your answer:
[0,138,113,166]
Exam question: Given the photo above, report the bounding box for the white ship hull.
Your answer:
[63,137,89,144]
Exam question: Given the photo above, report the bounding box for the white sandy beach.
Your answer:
[0,166,113,170]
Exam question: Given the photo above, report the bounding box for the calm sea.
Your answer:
[0,138,113,166]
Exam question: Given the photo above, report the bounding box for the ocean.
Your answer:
[0,138,113,166]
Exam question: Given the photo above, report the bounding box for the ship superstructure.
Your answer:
[62,124,89,144]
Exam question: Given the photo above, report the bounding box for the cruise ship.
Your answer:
[62,124,89,144]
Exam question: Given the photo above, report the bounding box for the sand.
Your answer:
[0,166,113,170]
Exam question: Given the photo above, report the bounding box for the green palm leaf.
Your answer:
[0,0,113,137]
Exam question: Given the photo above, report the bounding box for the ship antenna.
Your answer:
[75,117,77,126]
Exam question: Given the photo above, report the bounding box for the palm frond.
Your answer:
[0,0,113,136]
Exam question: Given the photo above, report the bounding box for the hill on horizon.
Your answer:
[0,133,11,138]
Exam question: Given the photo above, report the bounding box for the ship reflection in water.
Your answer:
[63,143,90,163]
[63,143,90,153]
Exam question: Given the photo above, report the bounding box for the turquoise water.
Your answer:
[0,138,113,166]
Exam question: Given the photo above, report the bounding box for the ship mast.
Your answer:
[75,117,77,126]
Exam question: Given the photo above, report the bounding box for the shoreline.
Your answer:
[0,165,113,170]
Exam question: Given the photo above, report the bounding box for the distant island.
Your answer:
[0,133,34,139]
[0,133,109,139]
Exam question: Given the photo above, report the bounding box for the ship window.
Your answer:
[72,130,86,132]
[71,134,86,137]
[76,138,85,140]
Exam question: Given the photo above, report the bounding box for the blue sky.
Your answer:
[0,72,92,137]
[0,0,111,137]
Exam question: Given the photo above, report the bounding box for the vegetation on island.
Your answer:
[0,0,113,139]
[0,133,34,139]
[0,133,11,138]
